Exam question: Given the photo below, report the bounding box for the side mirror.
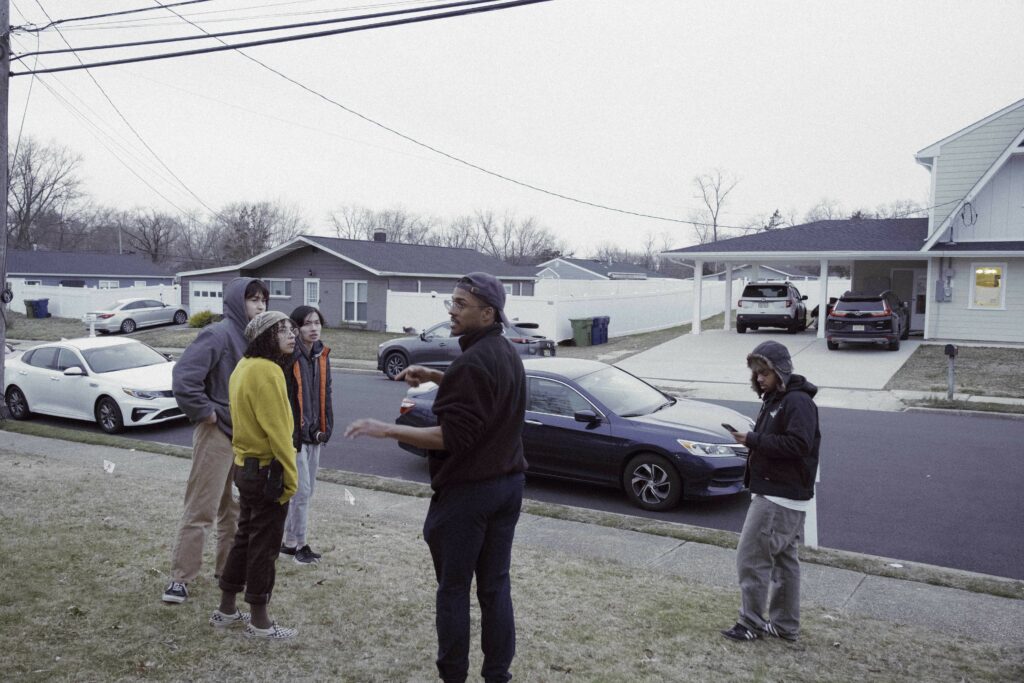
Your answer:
[801,295,808,301]
[574,409,601,424]
[63,366,85,377]
[419,332,428,341]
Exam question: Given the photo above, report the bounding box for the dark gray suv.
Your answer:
[826,290,910,351]
[377,320,556,380]
[736,282,808,334]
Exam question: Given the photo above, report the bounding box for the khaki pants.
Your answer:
[169,422,240,583]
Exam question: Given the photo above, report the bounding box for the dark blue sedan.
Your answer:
[396,358,753,511]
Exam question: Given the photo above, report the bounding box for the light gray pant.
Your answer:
[283,442,321,548]
[169,422,239,583]
[736,495,805,639]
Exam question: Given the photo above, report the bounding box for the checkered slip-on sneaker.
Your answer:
[244,622,298,640]
[209,610,251,628]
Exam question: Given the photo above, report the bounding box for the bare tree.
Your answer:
[472,210,566,265]
[7,138,85,249]
[327,204,433,244]
[429,214,481,250]
[114,209,182,263]
[873,199,925,219]
[804,197,844,222]
[213,201,306,262]
[689,169,739,244]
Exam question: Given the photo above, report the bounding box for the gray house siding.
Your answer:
[932,107,1024,232]
[179,270,241,310]
[929,257,1024,343]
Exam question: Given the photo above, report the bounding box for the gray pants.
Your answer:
[283,442,321,548]
[736,495,805,639]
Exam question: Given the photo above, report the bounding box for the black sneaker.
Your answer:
[293,545,319,565]
[162,581,188,604]
[721,623,760,641]
[279,545,297,557]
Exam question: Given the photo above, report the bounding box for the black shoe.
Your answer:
[293,545,320,565]
[721,623,760,641]
[763,622,798,642]
[279,545,296,557]
[162,581,188,604]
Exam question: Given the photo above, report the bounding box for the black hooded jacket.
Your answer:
[743,374,821,500]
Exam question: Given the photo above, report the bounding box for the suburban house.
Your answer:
[709,263,818,282]
[536,257,665,280]
[6,248,177,288]
[661,97,1024,343]
[176,233,538,330]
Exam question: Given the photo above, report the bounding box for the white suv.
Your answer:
[736,282,808,334]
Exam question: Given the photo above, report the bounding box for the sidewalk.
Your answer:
[4,430,1022,648]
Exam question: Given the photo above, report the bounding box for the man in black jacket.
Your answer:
[721,340,820,643]
[345,272,527,683]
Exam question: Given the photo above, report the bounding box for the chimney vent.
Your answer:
[373,231,387,243]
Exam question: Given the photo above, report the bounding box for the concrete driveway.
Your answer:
[616,329,921,391]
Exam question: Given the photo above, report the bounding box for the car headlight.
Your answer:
[123,387,161,400]
[676,439,743,457]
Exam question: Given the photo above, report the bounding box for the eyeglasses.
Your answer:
[444,299,488,313]
[277,325,297,337]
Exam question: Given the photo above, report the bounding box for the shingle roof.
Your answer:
[6,248,176,277]
[559,258,664,278]
[303,235,537,278]
[663,218,929,254]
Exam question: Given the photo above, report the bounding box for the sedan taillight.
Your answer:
[97,313,116,319]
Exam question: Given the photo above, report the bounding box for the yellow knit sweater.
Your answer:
[228,356,298,504]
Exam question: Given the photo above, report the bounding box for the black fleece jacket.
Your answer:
[428,323,528,490]
[743,374,821,500]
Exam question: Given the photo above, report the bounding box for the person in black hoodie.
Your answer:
[721,340,820,643]
[345,272,527,683]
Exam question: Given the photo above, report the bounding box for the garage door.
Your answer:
[189,280,223,314]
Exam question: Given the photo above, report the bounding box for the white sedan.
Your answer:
[3,337,185,434]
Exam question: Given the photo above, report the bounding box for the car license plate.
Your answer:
[852,324,865,331]
[758,303,768,308]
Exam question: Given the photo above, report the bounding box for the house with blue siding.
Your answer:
[661,97,1024,343]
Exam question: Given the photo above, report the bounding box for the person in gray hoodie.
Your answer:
[162,277,269,605]
[721,340,820,643]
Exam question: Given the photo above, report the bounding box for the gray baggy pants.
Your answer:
[736,494,805,639]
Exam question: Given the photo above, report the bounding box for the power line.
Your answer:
[14,0,502,58]
[14,0,210,32]
[28,0,218,216]
[10,0,553,75]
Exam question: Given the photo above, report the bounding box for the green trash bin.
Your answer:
[24,300,36,318]
[570,318,593,347]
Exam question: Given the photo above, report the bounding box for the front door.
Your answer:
[304,279,320,308]
[891,268,926,332]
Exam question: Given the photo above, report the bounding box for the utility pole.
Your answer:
[1,0,10,410]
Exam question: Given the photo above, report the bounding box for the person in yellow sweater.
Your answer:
[211,310,300,640]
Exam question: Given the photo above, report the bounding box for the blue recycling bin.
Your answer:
[32,298,50,318]
[590,316,610,345]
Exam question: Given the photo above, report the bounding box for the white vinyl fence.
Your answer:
[385,277,852,342]
[5,281,181,319]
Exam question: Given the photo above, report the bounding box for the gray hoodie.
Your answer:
[171,277,256,437]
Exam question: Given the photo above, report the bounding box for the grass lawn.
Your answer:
[2,441,1021,682]
[885,344,1024,399]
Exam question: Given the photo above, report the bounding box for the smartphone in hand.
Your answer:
[721,423,738,433]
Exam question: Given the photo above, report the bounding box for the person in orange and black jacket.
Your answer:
[281,305,333,566]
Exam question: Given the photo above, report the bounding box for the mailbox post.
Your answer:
[945,344,958,400]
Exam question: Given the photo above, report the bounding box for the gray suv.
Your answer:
[377,320,556,380]
[736,282,808,334]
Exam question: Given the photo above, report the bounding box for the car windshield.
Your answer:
[82,343,168,373]
[575,366,671,417]
[835,299,884,312]
[742,285,789,298]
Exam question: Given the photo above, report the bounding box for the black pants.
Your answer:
[423,473,524,683]
[218,466,288,605]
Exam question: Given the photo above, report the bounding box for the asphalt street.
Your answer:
[27,369,1024,580]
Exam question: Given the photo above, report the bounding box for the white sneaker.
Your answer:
[244,622,297,640]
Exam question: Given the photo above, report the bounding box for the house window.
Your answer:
[133,280,147,287]
[263,278,291,298]
[970,263,1006,310]
[503,283,514,295]
[98,280,120,289]
[343,280,368,322]
[24,279,41,286]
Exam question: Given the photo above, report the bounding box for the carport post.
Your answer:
[817,259,829,339]
[692,260,704,334]
[805,465,821,548]
[723,263,733,331]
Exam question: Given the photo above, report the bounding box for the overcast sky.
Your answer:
[11,0,1024,256]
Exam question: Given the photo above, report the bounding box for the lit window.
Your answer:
[970,263,1006,309]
